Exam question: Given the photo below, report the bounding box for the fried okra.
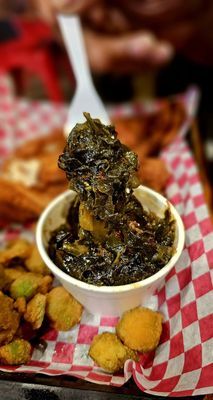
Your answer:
[0,339,31,365]
[24,293,46,329]
[46,286,83,331]
[89,332,138,373]
[116,307,163,352]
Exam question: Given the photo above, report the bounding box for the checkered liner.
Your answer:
[0,74,212,396]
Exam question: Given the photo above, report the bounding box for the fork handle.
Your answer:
[57,14,93,90]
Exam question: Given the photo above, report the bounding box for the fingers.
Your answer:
[117,0,205,25]
[51,0,99,15]
[35,0,100,23]
[85,5,131,33]
[34,0,55,23]
[84,30,174,74]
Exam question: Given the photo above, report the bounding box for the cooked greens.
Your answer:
[58,112,139,222]
[49,113,175,286]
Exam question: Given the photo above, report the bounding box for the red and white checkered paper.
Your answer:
[0,73,212,396]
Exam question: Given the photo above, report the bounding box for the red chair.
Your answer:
[0,17,68,102]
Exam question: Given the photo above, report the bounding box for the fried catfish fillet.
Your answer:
[116,307,163,352]
[89,332,138,373]
[0,130,67,223]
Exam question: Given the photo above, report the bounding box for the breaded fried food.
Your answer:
[89,332,138,373]
[46,287,83,331]
[9,272,43,300]
[0,338,31,365]
[0,178,55,223]
[0,264,9,290]
[0,175,66,224]
[3,267,26,288]
[24,293,46,330]
[0,239,32,265]
[25,245,50,275]
[38,152,66,185]
[0,330,15,347]
[37,275,53,295]
[0,293,20,345]
[14,129,65,159]
[137,157,170,194]
[116,307,163,352]
[0,130,67,223]
[113,116,146,150]
[14,297,27,314]
[0,178,41,222]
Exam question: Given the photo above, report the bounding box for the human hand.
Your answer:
[35,0,174,73]
[117,0,213,64]
[35,0,213,72]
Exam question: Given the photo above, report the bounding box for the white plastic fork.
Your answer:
[57,14,110,136]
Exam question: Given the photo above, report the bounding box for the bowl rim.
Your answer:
[36,185,185,294]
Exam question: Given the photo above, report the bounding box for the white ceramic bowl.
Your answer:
[36,185,185,316]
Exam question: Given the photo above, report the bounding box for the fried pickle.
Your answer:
[0,238,83,365]
[14,297,27,314]
[4,267,26,287]
[0,338,31,365]
[9,272,43,300]
[46,287,83,331]
[24,293,46,330]
[37,275,53,295]
[89,332,138,373]
[25,245,50,275]
[116,307,163,352]
[0,264,9,290]
[0,293,20,346]
[0,239,32,265]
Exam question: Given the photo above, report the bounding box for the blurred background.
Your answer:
[0,0,213,185]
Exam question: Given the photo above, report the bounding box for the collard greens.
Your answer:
[49,113,175,286]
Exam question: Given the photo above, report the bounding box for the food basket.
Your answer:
[0,74,212,397]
